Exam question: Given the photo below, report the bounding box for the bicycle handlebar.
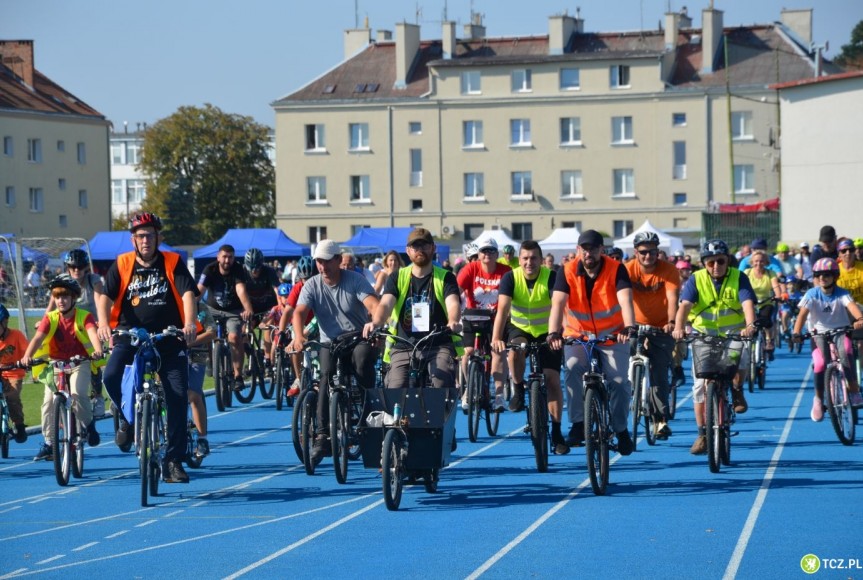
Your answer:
[112,326,184,347]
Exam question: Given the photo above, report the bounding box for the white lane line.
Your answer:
[35,556,63,565]
[0,506,22,514]
[104,530,128,539]
[0,462,31,473]
[223,499,385,580]
[1,567,28,578]
[71,542,98,552]
[26,498,52,505]
[723,364,812,580]
[0,470,137,508]
[134,520,157,528]
[163,510,185,518]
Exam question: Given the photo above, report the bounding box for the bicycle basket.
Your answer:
[691,336,743,380]
[462,308,494,334]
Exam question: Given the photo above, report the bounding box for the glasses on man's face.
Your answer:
[579,245,600,254]
[479,248,498,255]
[704,258,728,267]
[839,248,853,254]
[409,241,432,251]
[134,232,156,241]
[637,249,658,257]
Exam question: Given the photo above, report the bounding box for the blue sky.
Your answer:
[2,0,858,128]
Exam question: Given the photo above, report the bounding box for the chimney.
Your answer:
[701,6,724,74]
[464,12,486,40]
[344,27,372,60]
[0,40,35,87]
[377,29,393,42]
[781,8,813,46]
[665,12,680,49]
[395,22,420,89]
[679,6,692,28]
[442,21,456,60]
[548,14,577,55]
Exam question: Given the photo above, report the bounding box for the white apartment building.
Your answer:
[109,124,147,219]
[273,6,833,247]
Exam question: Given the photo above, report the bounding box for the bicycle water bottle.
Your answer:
[393,403,402,422]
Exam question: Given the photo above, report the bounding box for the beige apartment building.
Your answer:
[0,40,110,238]
[273,7,830,247]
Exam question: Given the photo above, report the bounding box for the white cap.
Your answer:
[477,237,498,252]
[313,239,340,260]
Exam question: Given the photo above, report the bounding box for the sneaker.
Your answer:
[653,421,672,440]
[460,394,469,415]
[196,437,210,457]
[86,422,100,447]
[766,348,775,362]
[492,393,506,413]
[565,422,585,447]
[690,434,707,455]
[551,433,570,455]
[115,417,132,451]
[14,423,28,444]
[616,430,634,456]
[810,396,824,422]
[33,442,52,461]
[849,391,863,408]
[264,359,274,378]
[232,375,246,391]
[672,366,686,388]
[732,389,748,414]
[287,378,302,397]
[164,459,190,483]
[91,395,106,419]
[310,434,332,466]
[508,383,526,412]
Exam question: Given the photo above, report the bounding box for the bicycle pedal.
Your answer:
[730,430,740,437]
[522,425,531,434]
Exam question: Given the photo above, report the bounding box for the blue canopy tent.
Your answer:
[192,229,309,275]
[86,231,188,263]
[341,227,450,261]
[0,235,53,268]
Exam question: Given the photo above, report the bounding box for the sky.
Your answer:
[1,0,859,129]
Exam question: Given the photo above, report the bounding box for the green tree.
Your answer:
[139,104,275,244]
[835,20,863,69]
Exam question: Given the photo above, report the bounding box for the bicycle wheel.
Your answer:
[346,391,363,461]
[234,350,258,404]
[629,364,643,450]
[71,414,84,479]
[301,389,318,475]
[258,347,275,400]
[529,380,548,473]
[139,397,152,506]
[747,343,756,393]
[584,386,608,496]
[186,419,202,469]
[705,382,721,473]
[330,391,349,484]
[720,398,732,466]
[466,360,482,442]
[291,389,307,463]
[485,368,500,437]
[52,397,71,486]
[0,420,8,459]
[668,366,678,421]
[213,342,226,413]
[275,352,286,411]
[382,428,404,511]
[149,404,163,498]
[757,365,766,390]
[825,368,855,445]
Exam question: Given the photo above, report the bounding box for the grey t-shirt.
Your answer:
[298,269,374,342]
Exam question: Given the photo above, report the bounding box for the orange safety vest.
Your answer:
[562,255,625,337]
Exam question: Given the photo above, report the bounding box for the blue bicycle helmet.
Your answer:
[296,256,315,279]
[277,282,292,297]
[0,304,9,322]
[700,239,729,262]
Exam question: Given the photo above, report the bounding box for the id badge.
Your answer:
[412,302,430,332]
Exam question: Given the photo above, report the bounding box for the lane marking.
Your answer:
[0,506,22,514]
[104,530,128,539]
[71,542,97,552]
[134,520,157,528]
[722,364,812,580]
[34,556,63,565]
[0,470,137,508]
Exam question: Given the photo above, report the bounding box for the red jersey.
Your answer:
[0,328,28,380]
[457,261,512,310]
[287,279,313,324]
[36,311,96,361]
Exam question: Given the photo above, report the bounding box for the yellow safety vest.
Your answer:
[510,267,551,337]
[689,268,746,336]
[32,308,103,384]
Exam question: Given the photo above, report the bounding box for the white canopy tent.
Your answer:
[614,219,684,255]
[468,229,520,252]
[538,227,581,261]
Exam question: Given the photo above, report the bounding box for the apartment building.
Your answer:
[109,124,147,219]
[273,6,831,247]
[0,40,110,238]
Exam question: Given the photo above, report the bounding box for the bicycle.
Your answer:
[242,313,271,401]
[689,332,745,473]
[0,372,17,459]
[506,340,551,472]
[185,402,204,469]
[565,335,618,496]
[272,327,293,411]
[287,342,320,464]
[748,300,779,392]
[210,313,234,412]
[461,308,500,442]
[628,325,669,449]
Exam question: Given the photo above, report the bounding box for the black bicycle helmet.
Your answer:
[633,231,660,247]
[607,246,624,260]
[129,212,163,232]
[700,239,729,261]
[49,273,82,297]
[244,248,265,271]
[296,256,315,279]
[64,249,89,269]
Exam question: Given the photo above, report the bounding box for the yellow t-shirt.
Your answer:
[744,268,776,303]
[838,262,863,304]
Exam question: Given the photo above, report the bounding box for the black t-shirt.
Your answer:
[498,268,557,300]
[383,268,459,350]
[104,252,197,333]
[245,265,280,313]
[198,261,247,312]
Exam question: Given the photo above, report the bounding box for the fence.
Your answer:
[701,211,781,254]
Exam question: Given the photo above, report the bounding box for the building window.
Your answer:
[306,176,327,202]
[126,142,141,165]
[734,164,756,194]
[511,69,532,92]
[305,124,325,150]
[510,119,531,147]
[611,116,633,144]
[673,217,688,229]
[59,215,67,228]
[460,71,481,94]
[128,179,146,202]
[511,171,532,197]
[560,117,582,146]
[613,169,635,197]
[111,180,125,203]
[58,178,67,191]
[673,113,687,127]
[409,149,422,187]
[673,192,688,206]
[561,170,583,199]
[610,65,631,88]
[613,220,634,238]
[57,140,65,152]
[3,136,12,157]
[464,223,484,240]
[731,111,753,140]
[560,68,580,90]
[348,123,369,150]
[464,173,484,199]
[5,186,15,207]
[410,199,423,211]
[463,121,484,148]
[409,122,422,135]
[350,175,370,201]
[77,142,86,164]
[111,143,124,164]
[512,222,533,241]
[29,187,44,212]
[562,220,582,230]
[27,138,42,163]
[309,226,327,244]
[78,189,88,208]
[673,141,687,180]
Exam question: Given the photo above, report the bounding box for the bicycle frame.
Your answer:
[810,327,856,445]
[628,326,662,449]
[508,340,549,472]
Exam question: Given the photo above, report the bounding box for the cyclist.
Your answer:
[837,238,863,367]
[673,240,757,455]
[289,240,379,466]
[264,282,291,364]
[792,257,863,417]
[606,246,624,262]
[243,248,281,372]
[278,256,317,397]
[744,250,784,361]
[21,275,103,460]
[810,225,839,266]
[45,249,107,418]
[365,228,462,388]
[187,301,215,458]
[457,237,512,412]
[0,304,29,444]
[796,242,813,285]
[547,229,636,455]
[625,231,680,439]
[491,240,568,455]
[738,239,781,273]
[774,243,797,279]
[197,244,254,391]
[96,212,200,484]
[498,244,519,269]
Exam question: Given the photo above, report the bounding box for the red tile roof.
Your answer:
[770,69,863,90]
[0,61,104,118]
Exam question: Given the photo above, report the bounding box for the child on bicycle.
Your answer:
[187,300,215,458]
[0,304,30,443]
[792,258,863,420]
[20,275,103,460]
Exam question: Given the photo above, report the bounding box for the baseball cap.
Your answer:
[750,238,768,250]
[577,230,604,248]
[406,227,434,246]
[477,237,498,252]
[313,239,340,260]
[819,225,837,243]
[799,241,810,249]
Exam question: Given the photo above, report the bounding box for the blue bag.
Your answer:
[120,354,144,425]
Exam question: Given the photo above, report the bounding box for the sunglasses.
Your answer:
[479,248,498,254]
[637,249,658,256]
[839,248,853,254]
[704,258,727,267]
[814,272,835,278]
[409,241,432,250]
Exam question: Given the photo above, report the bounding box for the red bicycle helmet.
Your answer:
[129,212,163,232]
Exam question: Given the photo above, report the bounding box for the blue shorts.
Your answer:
[188,361,206,395]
